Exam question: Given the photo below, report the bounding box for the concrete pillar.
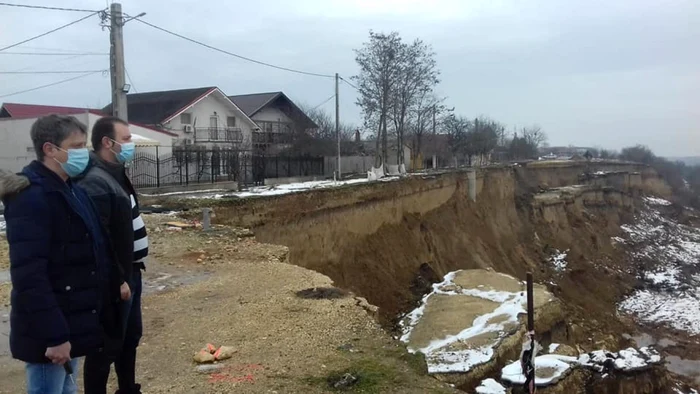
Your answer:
[468,170,477,202]
[202,208,213,231]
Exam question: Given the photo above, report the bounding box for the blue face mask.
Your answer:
[111,140,135,164]
[54,147,89,178]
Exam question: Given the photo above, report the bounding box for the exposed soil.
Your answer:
[0,162,695,393]
[0,214,456,394]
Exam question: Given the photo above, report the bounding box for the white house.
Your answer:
[102,87,260,150]
[0,103,177,172]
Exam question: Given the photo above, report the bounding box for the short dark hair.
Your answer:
[91,116,128,151]
[30,114,87,161]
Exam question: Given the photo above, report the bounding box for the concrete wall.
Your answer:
[138,181,238,195]
[324,156,374,176]
[324,150,413,177]
[0,114,92,172]
[0,113,176,173]
[264,175,323,186]
[163,91,256,148]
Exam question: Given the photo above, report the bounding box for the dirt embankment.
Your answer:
[226,164,651,332]
[205,162,678,392]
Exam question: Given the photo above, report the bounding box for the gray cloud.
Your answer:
[0,0,697,156]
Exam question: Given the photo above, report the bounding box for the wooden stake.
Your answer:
[525,271,536,393]
[526,272,534,332]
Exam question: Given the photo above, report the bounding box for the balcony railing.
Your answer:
[194,127,243,143]
[252,131,292,145]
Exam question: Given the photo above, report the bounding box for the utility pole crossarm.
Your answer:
[110,2,128,121]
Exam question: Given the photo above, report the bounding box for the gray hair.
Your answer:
[30,114,87,161]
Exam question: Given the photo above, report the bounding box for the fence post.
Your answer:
[185,150,189,185]
[155,146,160,188]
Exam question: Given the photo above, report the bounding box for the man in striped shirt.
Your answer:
[76,116,148,394]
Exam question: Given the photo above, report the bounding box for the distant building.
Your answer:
[228,91,318,154]
[0,102,176,172]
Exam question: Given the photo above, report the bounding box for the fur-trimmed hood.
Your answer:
[0,170,30,200]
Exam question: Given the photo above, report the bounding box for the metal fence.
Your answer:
[127,146,324,189]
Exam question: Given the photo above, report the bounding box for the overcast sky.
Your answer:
[1,0,698,156]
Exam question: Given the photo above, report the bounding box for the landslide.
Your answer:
[245,163,659,353]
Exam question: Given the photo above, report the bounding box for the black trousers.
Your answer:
[85,269,143,394]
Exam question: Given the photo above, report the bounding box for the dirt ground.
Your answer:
[0,214,456,394]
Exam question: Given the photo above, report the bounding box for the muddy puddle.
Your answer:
[627,332,700,387]
[667,356,700,385]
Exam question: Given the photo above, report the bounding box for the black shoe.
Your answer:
[115,384,141,394]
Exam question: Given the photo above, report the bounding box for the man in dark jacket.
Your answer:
[76,116,148,394]
[0,115,118,394]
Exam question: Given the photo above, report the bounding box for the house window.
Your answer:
[227,116,236,127]
[180,113,192,124]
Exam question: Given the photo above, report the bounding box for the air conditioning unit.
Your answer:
[183,125,193,133]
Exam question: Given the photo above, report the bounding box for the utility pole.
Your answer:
[110,2,128,121]
[432,104,436,134]
[335,73,341,179]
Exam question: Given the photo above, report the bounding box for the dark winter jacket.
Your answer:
[0,161,117,363]
[75,153,135,283]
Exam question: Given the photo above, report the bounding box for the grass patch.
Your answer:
[305,359,399,393]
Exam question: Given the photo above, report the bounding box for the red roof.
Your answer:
[0,102,178,137]
[0,102,96,118]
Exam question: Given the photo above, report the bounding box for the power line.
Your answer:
[0,69,106,74]
[125,66,137,93]
[131,17,335,79]
[0,71,102,98]
[0,51,107,55]
[0,11,100,52]
[312,94,335,110]
[13,45,96,52]
[0,2,100,12]
[339,76,359,91]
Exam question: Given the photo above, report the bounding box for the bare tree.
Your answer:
[407,94,448,166]
[522,125,547,149]
[353,31,403,167]
[470,117,500,165]
[390,38,440,166]
[283,104,358,156]
[443,115,471,167]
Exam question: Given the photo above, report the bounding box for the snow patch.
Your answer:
[644,196,672,206]
[619,290,700,335]
[399,271,529,374]
[501,347,662,387]
[475,378,507,394]
[549,249,569,272]
[644,266,680,286]
[501,354,576,386]
[611,236,626,244]
[618,202,700,334]
[548,343,560,353]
